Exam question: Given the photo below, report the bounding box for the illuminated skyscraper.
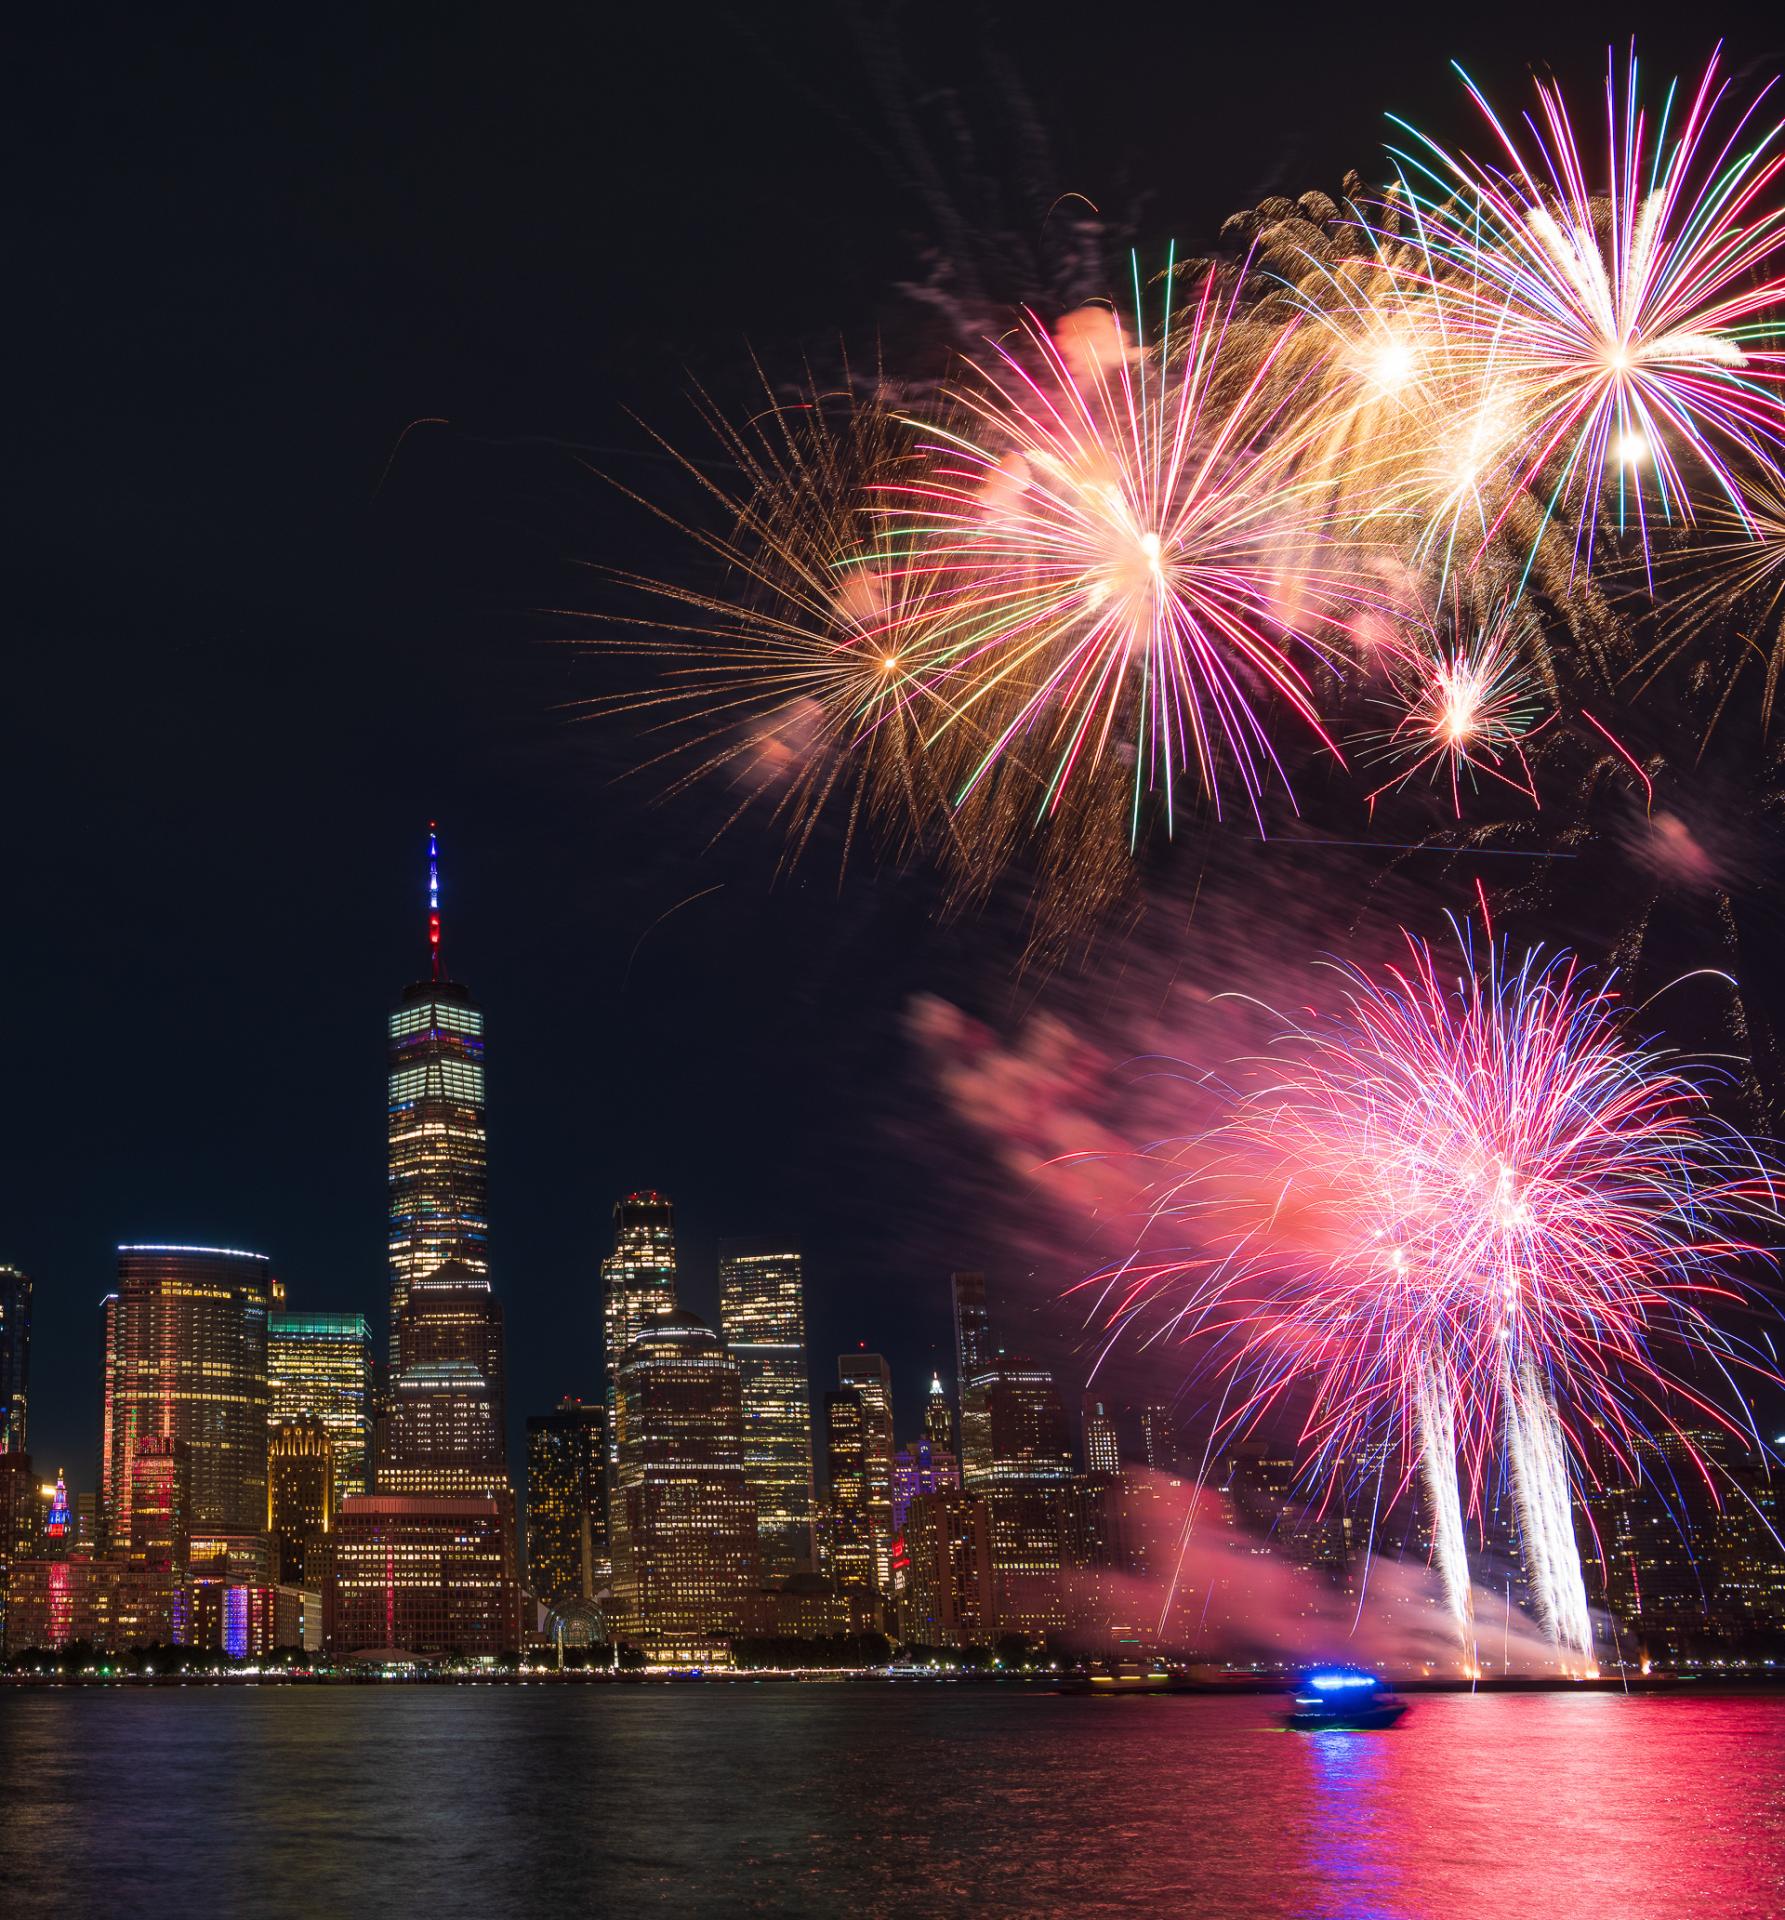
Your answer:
[892,1436,960,1533]
[822,1388,874,1597]
[268,1311,373,1500]
[601,1194,678,1456]
[837,1353,895,1591]
[1140,1405,1181,1475]
[924,1373,955,1456]
[718,1240,815,1579]
[381,1262,510,1504]
[102,1245,272,1546]
[525,1399,608,1607]
[962,1356,1075,1638]
[0,1265,30,1454]
[1083,1396,1121,1477]
[610,1311,758,1656]
[388,827,487,1370]
[902,1490,997,1648]
[268,1418,335,1585]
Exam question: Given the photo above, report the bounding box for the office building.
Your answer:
[1141,1405,1181,1476]
[380,1262,510,1503]
[116,1436,193,1646]
[268,1418,335,1586]
[902,1489,998,1648]
[525,1399,607,1607]
[952,1271,992,1393]
[327,1493,520,1656]
[101,1245,272,1548]
[892,1435,960,1533]
[610,1311,757,1655]
[924,1373,955,1456]
[388,827,488,1369]
[1083,1396,1121,1477]
[962,1356,1075,1638]
[0,1265,30,1454]
[823,1389,875,1597]
[601,1193,678,1455]
[718,1240,815,1579]
[268,1311,374,1501]
[837,1353,895,1591]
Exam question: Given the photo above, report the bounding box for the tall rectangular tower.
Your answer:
[836,1352,895,1593]
[103,1244,271,1545]
[718,1241,815,1580]
[388,827,487,1370]
[601,1193,678,1458]
[952,1271,992,1391]
[0,1265,29,1455]
[268,1311,373,1500]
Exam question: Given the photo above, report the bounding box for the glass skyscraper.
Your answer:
[610,1310,758,1656]
[602,1193,677,1456]
[102,1244,272,1546]
[381,1262,511,1503]
[0,1265,29,1455]
[836,1352,895,1593]
[525,1398,608,1607]
[388,827,487,1370]
[268,1311,373,1500]
[718,1241,814,1580]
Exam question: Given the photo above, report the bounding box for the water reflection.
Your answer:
[1,1688,1782,1917]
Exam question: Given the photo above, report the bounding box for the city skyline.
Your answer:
[11,830,1038,1497]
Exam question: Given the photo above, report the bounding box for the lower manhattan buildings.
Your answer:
[267,1310,372,1501]
[609,1310,758,1659]
[718,1241,815,1580]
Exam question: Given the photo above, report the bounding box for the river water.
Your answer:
[1,1685,1781,1916]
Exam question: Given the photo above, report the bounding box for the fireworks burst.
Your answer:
[1089,921,1780,1663]
[1362,598,1550,813]
[888,252,1353,838]
[1386,45,1785,575]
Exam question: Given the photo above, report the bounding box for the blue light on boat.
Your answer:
[1306,1669,1378,1692]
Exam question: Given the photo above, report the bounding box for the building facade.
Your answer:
[380,1262,510,1504]
[1083,1396,1121,1477]
[902,1489,997,1648]
[267,1311,373,1501]
[525,1398,607,1607]
[388,828,488,1370]
[101,1245,272,1549]
[268,1418,335,1586]
[610,1311,758,1655]
[0,1265,30,1455]
[836,1353,895,1592]
[823,1389,875,1598]
[326,1493,520,1656]
[962,1357,1075,1639]
[601,1193,678,1457]
[718,1241,815,1580]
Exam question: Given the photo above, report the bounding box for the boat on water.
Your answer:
[1060,1662,1196,1695]
[1284,1667,1408,1731]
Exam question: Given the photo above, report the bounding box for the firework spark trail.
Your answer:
[1416,1362,1476,1657]
[1507,1359,1597,1670]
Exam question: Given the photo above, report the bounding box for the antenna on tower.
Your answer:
[428,822,442,981]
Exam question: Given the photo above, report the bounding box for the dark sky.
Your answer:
[12,3,1785,1489]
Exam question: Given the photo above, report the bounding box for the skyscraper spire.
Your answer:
[427,822,442,981]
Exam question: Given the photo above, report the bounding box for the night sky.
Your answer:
[13,3,1785,1489]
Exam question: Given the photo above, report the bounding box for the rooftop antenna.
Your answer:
[428,822,442,981]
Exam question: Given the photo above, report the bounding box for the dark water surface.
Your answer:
[2,1685,1782,1916]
